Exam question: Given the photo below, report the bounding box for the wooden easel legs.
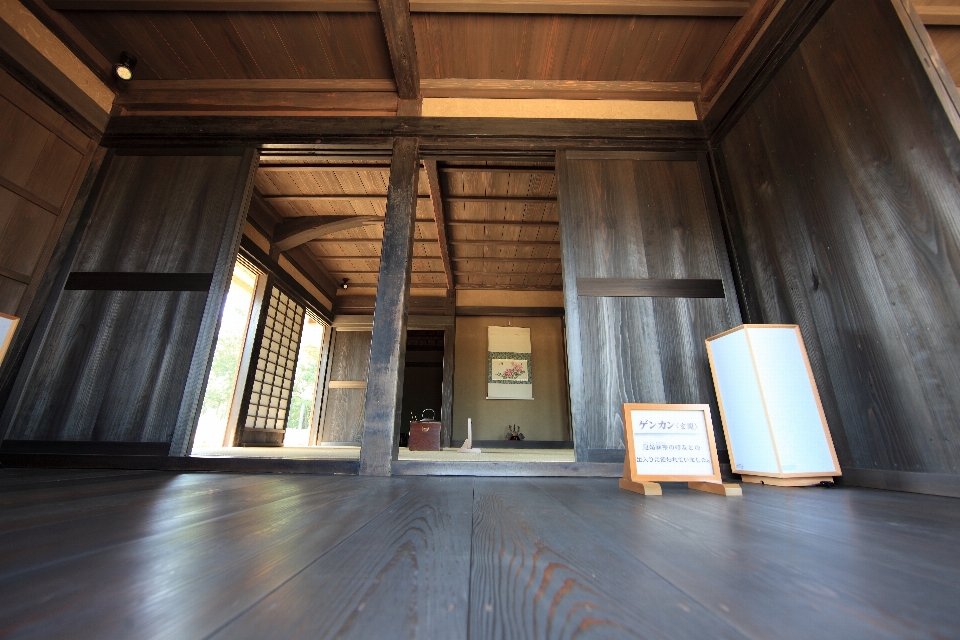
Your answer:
[688,482,743,496]
[618,479,663,495]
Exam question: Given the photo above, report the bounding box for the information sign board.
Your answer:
[622,403,722,484]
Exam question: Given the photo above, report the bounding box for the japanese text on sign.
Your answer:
[629,409,715,477]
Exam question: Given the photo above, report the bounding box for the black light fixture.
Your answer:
[113,51,137,81]
[341,278,349,290]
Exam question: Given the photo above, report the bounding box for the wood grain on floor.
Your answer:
[0,470,958,639]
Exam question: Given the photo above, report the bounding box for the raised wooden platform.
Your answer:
[0,470,957,638]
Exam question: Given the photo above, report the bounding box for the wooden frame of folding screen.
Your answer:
[557,150,742,464]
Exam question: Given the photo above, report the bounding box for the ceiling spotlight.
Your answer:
[113,51,137,81]
[341,278,349,290]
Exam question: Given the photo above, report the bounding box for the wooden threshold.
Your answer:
[391,460,623,476]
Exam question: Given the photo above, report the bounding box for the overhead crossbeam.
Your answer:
[47,0,750,15]
[271,215,382,251]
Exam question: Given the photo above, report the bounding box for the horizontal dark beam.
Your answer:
[101,116,707,148]
[455,306,565,317]
[64,272,213,291]
[309,239,434,245]
[260,164,392,173]
[452,256,561,263]
[49,0,748,14]
[321,255,560,263]
[127,79,396,92]
[449,239,560,246]
[115,90,399,115]
[411,0,748,15]
[445,196,556,203]
[447,220,558,227]
[48,0,379,9]
[331,269,446,274]
[576,278,725,298]
[422,78,700,101]
[440,166,554,174]
[264,194,428,202]
[454,284,563,290]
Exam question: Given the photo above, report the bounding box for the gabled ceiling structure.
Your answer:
[22,0,960,313]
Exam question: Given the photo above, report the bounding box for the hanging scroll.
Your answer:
[487,326,532,400]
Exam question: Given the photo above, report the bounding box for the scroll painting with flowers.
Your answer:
[487,326,532,400]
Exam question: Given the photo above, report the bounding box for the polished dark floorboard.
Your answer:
[0,471,958,639]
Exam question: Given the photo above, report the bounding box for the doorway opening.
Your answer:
[192,258,260,449]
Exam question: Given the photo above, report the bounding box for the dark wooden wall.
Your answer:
[0,68,100,406]
[0,151,256,451]
[319,329,372,445]
[719,0,960,475]
[559,153,741,463]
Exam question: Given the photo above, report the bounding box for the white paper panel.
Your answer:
[746,328,836,474]
[708,330,780,474]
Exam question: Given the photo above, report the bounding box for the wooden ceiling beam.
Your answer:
[440,166,554,174]
[700,0,779,102]
[47,0,379,9]
[448,239,559,246]
[424,159,455,290]
[451,257,561,263]
[317,255,560,263]
[102,116,707,146]
[309,239,436,245]
[330,269,447,274]
[259,165,392,173]
[702,0,830,136]
[377,0,420,102]
[263,194,428,201]
[917,6,960,25]
[264,194,555,204]
[272,215,382,251]
[21,0,117,87]
[48,0,748,15]
[412,0,747,15]
[447,220,559,227]
[422,79,700,101]
[445,196,556,203]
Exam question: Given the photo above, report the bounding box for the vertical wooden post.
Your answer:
[441,323,455,448]
[359,137,420,476]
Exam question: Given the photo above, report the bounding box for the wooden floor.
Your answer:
[0,471,957,639]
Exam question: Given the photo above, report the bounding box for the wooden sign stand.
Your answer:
[619,403,741,497]
[619,456,663,495]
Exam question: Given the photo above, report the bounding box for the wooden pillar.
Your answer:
[441,323,455,448]
[359,137,419,476]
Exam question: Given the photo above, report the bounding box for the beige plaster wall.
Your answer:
[452,316,571,442]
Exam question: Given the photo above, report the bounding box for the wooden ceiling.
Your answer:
[250,158,559,311]
[24,0,782,116]
[33,0,960,309]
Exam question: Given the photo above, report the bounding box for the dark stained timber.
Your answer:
[1,473,960,637]
[576,278,725,297]
[559,156,739,462]
[63,272,214,291]
[359,138,420,476]
[101,116,706,148]
[0,153,257,448]
[719,0,960,475]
